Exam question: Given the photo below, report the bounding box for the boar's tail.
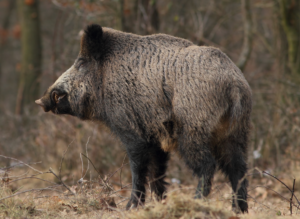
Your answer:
[229,86,247,126]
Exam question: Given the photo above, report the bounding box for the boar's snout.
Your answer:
[35,98,47,112]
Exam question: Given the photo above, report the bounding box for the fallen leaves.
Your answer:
[99,197,117,211]
[58,200,78,211]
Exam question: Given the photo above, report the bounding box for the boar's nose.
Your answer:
[35,99,46,112]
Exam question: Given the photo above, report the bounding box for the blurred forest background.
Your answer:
[1,0,300,188]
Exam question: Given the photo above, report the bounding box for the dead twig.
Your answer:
[80,153,102,181]
[0,185,63,202]
[106,159,128,185]
[119,154,127,188]
[0,161,42,172]
[49,167,75,196]
[59,140,73,179]
[9,176,56,185]
[290,179,296,215]
[81,136,91,179]
[79,153,114,193]
[262,171,300,204]
[0,155,43,174]
[247,194,272,210]
[249,185,299,208]
[262,171,300,211]
[109,183,131,197]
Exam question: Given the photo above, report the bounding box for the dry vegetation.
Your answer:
[1,131,300,218]
[1,168,300,219]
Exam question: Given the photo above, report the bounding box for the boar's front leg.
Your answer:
[125,140,150,210]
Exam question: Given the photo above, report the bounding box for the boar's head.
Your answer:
[35,24,109,120]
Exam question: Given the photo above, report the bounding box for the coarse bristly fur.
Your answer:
[35,24,252,213]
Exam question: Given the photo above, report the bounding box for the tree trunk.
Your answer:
[278,0,300,75]
[16,0,42,114]
[143,0,160,34]
[0,0,16,112]
[237,0,253,71]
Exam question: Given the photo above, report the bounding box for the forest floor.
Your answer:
[1,161,300,219]
[1,109,300,218]
[1,115,300,218]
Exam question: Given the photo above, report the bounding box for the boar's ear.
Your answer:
[81,24,104,60]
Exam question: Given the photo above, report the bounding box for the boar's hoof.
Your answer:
[232,199,248,214]
[125,198,143,210]
[237,200,248,214]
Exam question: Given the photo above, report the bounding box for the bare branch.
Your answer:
[1,161,42,172]
[290,179,296,214]
[80,153,100,176]
[0,155,43,174]
[120,154,127,188]
[59,140,73,179]
[49,167,75,196]
[249,185,299,208]
[82,136,91,179]
[80,153,114,195]
[0,186,63,202]
[262,171,300,206]
[9,175,57,186]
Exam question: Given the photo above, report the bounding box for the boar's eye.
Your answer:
[79,62,85,68]
[77,58,86,69]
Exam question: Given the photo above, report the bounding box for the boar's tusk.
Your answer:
[58,94,66,101]
[35,99,46,112]
[35,99,44,106]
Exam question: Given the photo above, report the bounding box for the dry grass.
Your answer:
[1,184,299,218]
[1,158,300,219]
[126,192,233,219]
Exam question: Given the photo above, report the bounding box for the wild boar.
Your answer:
[35,24,252,213]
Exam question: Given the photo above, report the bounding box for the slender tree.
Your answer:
[0,0,16,114]
[16,0,42,114]
[278,0,300,75]
[0,0,16,93]
[237,0,253,71]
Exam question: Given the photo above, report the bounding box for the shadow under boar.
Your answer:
[36,24,252,213]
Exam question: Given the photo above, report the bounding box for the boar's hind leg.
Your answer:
[178,133,217,199]
[218,139,248,213]
[148,147,170,200]
[125,141,151,210]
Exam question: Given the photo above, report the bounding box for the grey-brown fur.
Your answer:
[36,24,252,213]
